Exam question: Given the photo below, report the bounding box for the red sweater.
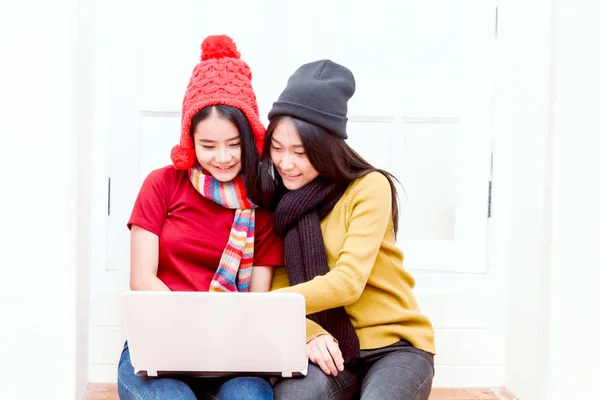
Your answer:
[128,166,284,291]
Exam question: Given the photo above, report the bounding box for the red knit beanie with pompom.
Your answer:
[170,35,265,170]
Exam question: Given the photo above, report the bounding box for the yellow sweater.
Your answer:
[271,172,435,354]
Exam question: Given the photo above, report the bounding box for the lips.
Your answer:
[214,165,235,171]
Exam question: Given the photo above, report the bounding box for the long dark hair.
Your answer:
[258,116,401,236]
[191,105,261,203]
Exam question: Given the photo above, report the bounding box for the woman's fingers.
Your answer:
[308,340,330,375]
[306,343,316,364]
[325,336,345,372]
[307,337,331,375]
[315,337,338,376]
[307,335,347,376]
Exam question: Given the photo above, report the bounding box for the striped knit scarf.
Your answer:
[189,167,256,292]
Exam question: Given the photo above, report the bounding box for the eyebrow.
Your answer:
[271,137,304,148]
[197,136,240,143]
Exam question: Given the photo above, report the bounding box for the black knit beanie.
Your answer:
[268,60,355,139]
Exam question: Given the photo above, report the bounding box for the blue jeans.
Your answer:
[273,339,434,400]
[118,342,273,400]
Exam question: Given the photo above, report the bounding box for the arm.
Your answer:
[249,266,274,292]
[129,225,170,291]
[271,265,344,375]
[127,167,174,291]
[274,173,391,314]
[306,319,334,343]
[271,266,336,341]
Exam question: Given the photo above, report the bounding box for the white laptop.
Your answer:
[121,291,308,378]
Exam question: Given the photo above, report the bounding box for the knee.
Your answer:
[118,376,196,400]
[273,366,332,399]
[117,343,197,400]
[361,351,434,400]
[218,377,273,400]
[118,360,196,400]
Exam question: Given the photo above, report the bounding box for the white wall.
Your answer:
[544,0,600,398]
[500,0,600,399]
[495,1,554,399]
[0,0,81,399]
[76,0,95,397]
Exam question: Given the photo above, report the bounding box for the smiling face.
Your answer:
[269,117,319,190]
[192,111,242,182]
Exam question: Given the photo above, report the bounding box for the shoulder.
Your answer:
[144,165,186,183]
[140,165,189,193]
[255,207,276,232]
[345,171,391,203]
[338,172,393,225]
[137,165,188,202]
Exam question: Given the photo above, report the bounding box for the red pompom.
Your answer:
[171,144,196,170]
[201,35,241,61]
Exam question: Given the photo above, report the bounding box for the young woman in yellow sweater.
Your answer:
[259,60,436,400]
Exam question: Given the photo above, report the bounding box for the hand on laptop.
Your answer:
[306,335,345,376]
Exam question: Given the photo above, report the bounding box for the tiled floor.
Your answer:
[84,383,517,399]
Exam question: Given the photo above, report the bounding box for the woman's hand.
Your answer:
[306,335,345,376]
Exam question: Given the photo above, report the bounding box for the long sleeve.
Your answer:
[270,265,333,342]
[274,173,392,315]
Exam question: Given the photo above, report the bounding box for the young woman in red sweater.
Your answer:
[117,35,282,400]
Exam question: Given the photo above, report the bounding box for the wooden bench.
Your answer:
[84,384,516,399]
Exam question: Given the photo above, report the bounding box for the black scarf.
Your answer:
[274,178,360,362]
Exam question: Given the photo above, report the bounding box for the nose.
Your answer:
[279,152,294,171]
[216,147,232,163]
